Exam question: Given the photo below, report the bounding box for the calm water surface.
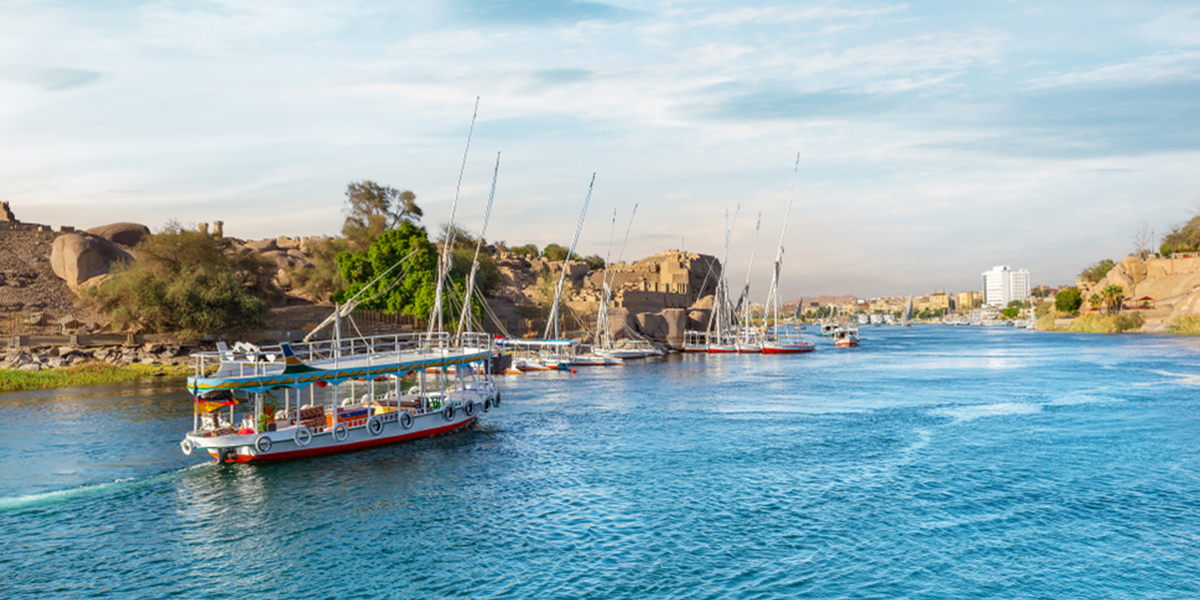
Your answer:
[1,326,1198,599]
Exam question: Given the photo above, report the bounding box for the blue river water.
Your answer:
[1,325,1198,599]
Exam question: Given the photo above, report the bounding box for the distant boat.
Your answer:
[902,296,914,327]
[833,327,860,348]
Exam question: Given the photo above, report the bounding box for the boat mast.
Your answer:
[544,173,594,340]
[739,212,762,335]
[430,96,479,337]
[764,153,800,336]
[597,204,637,350]
[595,209,617,350]
[457,151,500,336]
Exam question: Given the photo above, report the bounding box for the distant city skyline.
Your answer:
[3,1,1198,299]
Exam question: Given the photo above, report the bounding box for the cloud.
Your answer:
[1141,8,1200,46]
[692,4,906,28]
[1,67,103,91]
[1027,51,1200,89]
[532,68,594,84]
[452,0,638,25]
[708,84,899,121]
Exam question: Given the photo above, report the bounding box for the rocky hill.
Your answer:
[1079,253,1200,331]
[0,203,726,343]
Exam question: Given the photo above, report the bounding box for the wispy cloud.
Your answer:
[1027,51,1200,89]
[1,67,104,91]
[692,4,907,27]
[451,0,638,25]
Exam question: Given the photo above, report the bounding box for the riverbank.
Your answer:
[0,362,189,393]
[1,342,200,392]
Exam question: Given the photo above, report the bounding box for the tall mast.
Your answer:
[764,153,800,333]
[708,205,739,341]
[457,151,500,336]
[597,204,637,349]
[595,208,617,349]
[544,173,594,340]
[430,96,479,336]
[739,212,762,331]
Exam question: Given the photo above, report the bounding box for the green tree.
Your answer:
[1160,214,1200,255]
[437,223,501,295]
[583,254,606,270]
[342,181,422,250]
[1080,259,1115,283]
[542,243,571,262]
[85,223,273,337]
[437,223,476,249]
[1100,284,1124,314]
[285,237,351,302]
[334,222,481,326]
[509,244,539,258]
[1055,286,1083,314]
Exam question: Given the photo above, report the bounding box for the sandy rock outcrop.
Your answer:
[86,222,150,247]
[50,233,133,291]
[1089,255,1200,314]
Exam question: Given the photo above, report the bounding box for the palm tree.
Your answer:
[1100,284,1124,314]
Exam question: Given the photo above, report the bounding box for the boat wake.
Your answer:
[0,463,213,511]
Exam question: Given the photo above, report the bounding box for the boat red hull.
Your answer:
[761,346,815,354]
[208,418,475,463]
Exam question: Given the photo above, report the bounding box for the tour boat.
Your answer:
[833,327,860,347]
[181,332,500,463]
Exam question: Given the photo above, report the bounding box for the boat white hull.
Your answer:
[761,342,815,354]
[185,388,499,463]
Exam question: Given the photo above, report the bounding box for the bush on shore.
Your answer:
[1037,311,1060,331]
[84,223,274,338]
[1167,315,1200,335]
[1064,312,1144,333]
[0,363,189,393]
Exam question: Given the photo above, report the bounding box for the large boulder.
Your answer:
[51,233,133,291]
[634,312,669,340]
[1120,256,1148,285]
[86,222,150,247]
[662,308,688,345]
[244,238,278,253]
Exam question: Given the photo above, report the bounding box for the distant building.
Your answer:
[955,291,979,311]
[982,265,1031,306]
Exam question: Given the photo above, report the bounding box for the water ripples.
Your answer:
[2,327,1200,598]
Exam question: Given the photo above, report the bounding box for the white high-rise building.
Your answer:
[982,265,1031,306]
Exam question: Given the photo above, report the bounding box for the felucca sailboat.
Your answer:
[762,153,815,354]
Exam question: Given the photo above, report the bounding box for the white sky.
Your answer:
[2,0,1198,299]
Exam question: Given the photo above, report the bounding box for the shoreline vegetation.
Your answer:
[0,363,190,394]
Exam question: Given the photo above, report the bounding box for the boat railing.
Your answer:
[191,331,497,379]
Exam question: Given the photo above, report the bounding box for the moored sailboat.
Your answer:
[760,153,815,355]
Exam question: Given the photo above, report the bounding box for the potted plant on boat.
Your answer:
[259,398,278,432]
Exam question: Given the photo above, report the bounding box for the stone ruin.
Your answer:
[0,201,54,232]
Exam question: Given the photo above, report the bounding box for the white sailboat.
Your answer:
[706,207,740,353]
[762,153,815,354]
[505,174,595,371]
